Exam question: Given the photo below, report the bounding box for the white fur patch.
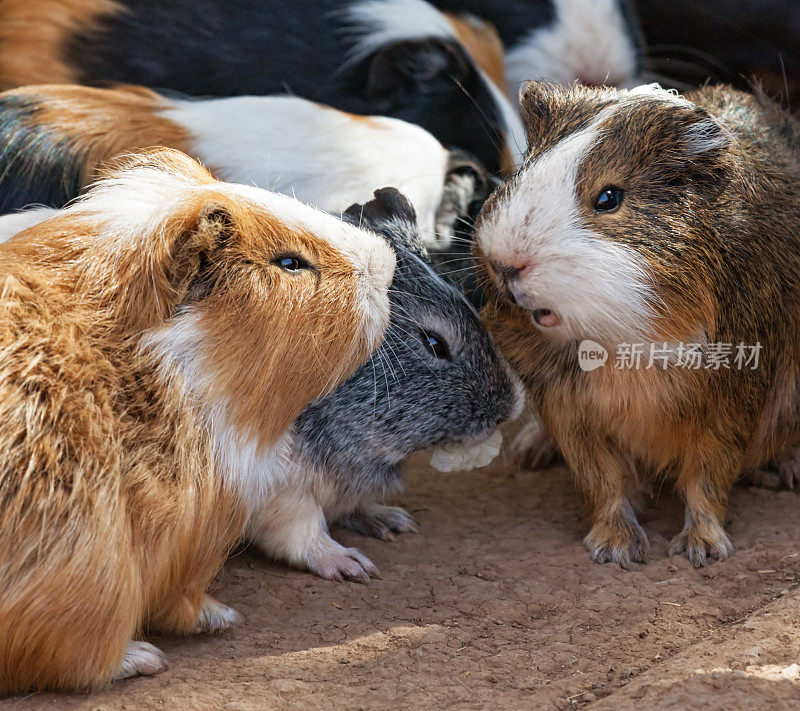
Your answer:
[506,0,638,97]
[628,82,689,104]
[0,207,58,243]
[343,0,454,64]
[141,310,298,511]
[477,107,657,344]
[165,95,450,247]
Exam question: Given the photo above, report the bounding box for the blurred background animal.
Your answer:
[0,0,526,174]
[426,0,642,95]
[0,83,493,248]
[632,0,800,105]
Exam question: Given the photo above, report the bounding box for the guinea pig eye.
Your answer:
[594,186,624,213]
[419,329,451,360]
[272,254,311,272]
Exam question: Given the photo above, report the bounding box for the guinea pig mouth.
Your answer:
[532,309,561,328]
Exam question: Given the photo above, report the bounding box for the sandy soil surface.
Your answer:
[6,443,800,710]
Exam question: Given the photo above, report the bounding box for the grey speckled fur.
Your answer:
[245,189,523,581]
[304,189,519,509]
[297,189,522,517]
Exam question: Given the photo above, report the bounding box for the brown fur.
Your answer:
[0,0,119,89]
[445,14,505,93]
[479,83,800,568]
[0,83,192,186]
[0,149,390,694]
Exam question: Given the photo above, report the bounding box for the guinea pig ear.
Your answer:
[121,202,232,331]
[682,112,731,160]
[519,81,564,145]
[170,203,233,305]
[364,39,470,110]
[675,110,732,196]
[342,187,424,255]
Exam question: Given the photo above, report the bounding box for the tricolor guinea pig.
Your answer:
[0,148,395,694]
[0,0,526,174]
[477,82,800,568]
[427,0,642,98]
[0,83,492,248]
[245,189,525,581]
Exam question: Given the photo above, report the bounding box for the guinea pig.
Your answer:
[476,81,800,568]
[0,148,395,694]
[427,0,642,98]
[0,0,526,175]
[245,188,525,581]
[0,83,493,248]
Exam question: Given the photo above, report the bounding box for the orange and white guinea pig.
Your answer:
[0,83,491,247]
[0,148,395,694]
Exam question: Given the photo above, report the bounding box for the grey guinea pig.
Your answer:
[245,188,525,581]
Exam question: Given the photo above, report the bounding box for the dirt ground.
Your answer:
[6,438,800,710]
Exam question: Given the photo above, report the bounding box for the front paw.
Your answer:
[304,541,379,583]
[669,519,732,567]
[583,505,648,569]
[193,595,242,634]
[338,504,417,541]
[114,641,168,681]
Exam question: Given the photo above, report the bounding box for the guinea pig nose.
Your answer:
[533,309,561,328]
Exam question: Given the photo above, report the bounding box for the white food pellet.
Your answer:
[430,429,503,472]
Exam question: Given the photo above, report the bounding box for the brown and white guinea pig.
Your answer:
[476,81,800,568]
[0,83,494,248]
[0,148,395,694]
[0,0,526,175]
[427,0,643,98]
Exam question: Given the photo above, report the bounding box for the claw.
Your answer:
[669,510,732,567]
[304,541,379,583]
[583,499,648,569]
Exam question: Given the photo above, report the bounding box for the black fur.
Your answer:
[65,0,512,172]
[427,0,556,46]
[0,97,86,213]
[632,0,799,103]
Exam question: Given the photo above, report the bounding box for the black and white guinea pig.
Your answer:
[0,0,526,174]
[0,84,492,248]
[426,0,642,98]
[244,189,524,581]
